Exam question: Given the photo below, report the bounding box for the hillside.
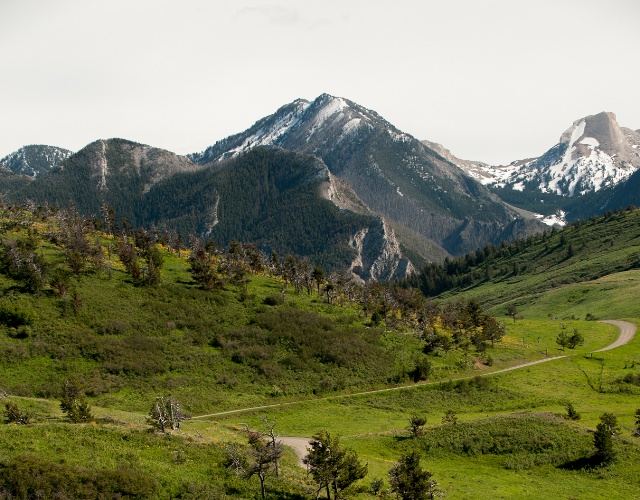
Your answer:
[410,206,640,308]
[0,142,410,278]
[0,144,72,178]
[0,203,472,415]
[1,203,640,498]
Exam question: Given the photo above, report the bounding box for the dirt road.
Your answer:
[596,320,637,351]
[192,320,636,423]
[279,437,311,467]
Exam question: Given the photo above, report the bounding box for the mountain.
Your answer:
[0,95,552,277]
[410,205,640,306]
[0,144,72,178]
[192,94,544,262]
[0,139,409,279]
[476,112,640,196]
[146,146,412,279]
[460,112,640,222]
[421,140,490,182]
[11,138,203,220]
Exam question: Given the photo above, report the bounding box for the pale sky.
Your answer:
[1,0,639,165]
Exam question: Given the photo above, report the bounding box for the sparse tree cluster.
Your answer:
[422,299,505,355]
[556,327,584,350]
[226,418,284,500]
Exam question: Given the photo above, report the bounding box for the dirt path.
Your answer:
[192,320,636,421]
[194,320,636,467]
[280,437,311,467]
[596,320,637,351]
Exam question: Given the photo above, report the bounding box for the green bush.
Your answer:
[0,302,35,328]
[420,413,592,469]
[4,402,30,424]
[0,454,159,499]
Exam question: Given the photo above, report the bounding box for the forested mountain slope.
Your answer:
[193,93,545,260]
[0,142,410,278]
[409,206,640,307]
[0,144,72,178]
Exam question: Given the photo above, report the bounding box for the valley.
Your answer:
[0,204,639,498]
[1,94,640,498]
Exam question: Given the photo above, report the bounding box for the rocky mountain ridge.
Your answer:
[466,112,640,197]
[0,139,410,280]
[193,93,544,264]
[0,144,72,178]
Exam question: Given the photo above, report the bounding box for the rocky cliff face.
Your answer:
[348,219,414,282]
[320,171,412,281]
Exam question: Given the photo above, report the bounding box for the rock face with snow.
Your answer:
[0,145,72,178]
[473,112,640,197]
[193,94,543,267]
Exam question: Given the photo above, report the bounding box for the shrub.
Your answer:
[408,414,427,437]
[0,454,159,499]
[262,295,283,306]
[565,403,581,421]
[594,423,615,463]
[4,402,30,424]
[0,302,35,328]
[420,413,592,469]
[60,381,93,423]
[409,358,432,382]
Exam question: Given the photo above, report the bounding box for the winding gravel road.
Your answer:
[193,320,636,463]
[596,320,636,351]
[277,320,638,466]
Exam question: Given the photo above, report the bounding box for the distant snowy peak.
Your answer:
[0,145,72,178]
[473,112,640,197]
[191,93,413,165]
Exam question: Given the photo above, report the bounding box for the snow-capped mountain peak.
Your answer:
[467,111,640,197]
[190,94,416,165]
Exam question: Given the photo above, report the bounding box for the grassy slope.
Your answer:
[215,317,640,498]
[2,208,640,498]
[427,207,640,310]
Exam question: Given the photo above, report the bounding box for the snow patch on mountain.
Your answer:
[580,137,599,148]
[0,145,72,178]
[226,100,310,158]
[307,96,349,138]
[535,210,566,227]
[342,118,362,136]
[463,112,640,197]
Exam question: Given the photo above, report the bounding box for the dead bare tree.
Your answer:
[260,416,283,477]
[148,396,189,433]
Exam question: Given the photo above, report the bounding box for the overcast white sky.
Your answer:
[1,0,639,165]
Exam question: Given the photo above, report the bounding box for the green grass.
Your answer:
[207,318,640,498]
[2,207,640,498]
